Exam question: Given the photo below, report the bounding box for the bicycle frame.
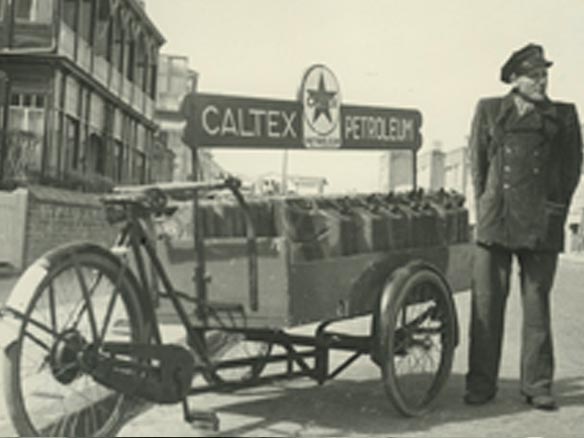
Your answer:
[105,177,259,349]
[104,178,375,393]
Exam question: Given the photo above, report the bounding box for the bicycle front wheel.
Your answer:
[3,245,146,437]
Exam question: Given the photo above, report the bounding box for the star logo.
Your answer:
[301,65,341,144]
[307,73,337,124]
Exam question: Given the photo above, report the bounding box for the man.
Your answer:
[465,43,583,410]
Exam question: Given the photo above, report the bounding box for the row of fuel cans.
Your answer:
[196,189,470,262]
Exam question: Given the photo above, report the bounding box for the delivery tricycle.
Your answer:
[0,77,473,437]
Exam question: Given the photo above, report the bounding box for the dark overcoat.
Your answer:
[470,92,583,251]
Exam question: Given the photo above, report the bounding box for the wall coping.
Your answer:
[26,185,106,208]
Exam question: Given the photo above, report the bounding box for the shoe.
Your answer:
[524,394,558,411]
[463,392,495,405]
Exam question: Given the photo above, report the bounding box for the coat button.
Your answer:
[534,168,540,174]
[506,147,512,154]
[534,150,540,156]
[504,165,511,172]
[503,183,510,189]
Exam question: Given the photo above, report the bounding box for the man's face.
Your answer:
[512,67,549,101]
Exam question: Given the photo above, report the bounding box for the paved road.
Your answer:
[1,256,583,437]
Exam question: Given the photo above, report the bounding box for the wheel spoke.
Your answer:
[68,411,81,438]
[99,282,121,343]
[64,270,105,332]
[48,282,58,333]
[22,329,51,352]
[74,261,99,342]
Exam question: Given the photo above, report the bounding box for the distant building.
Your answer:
[444,146,475,222]
[444,147,469,193]
[155,54,224,181]
[380,147,448,193]
[0,0,175,191]
[417,148,445,191]
[254,172,327,196]
[379,150,415,192]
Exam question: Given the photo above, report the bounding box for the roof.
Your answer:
[127,0,166,45]
[258,172,328,184]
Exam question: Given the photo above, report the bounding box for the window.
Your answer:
[113,139,124,182]
[135,37,146,89]
[63,0,76,30]
[105,19,114,62]
[150,62,157,99]
[86,133,106,175]
[79,0,92,42]
[15,0,53,23]
[65,116,80,171]
[132,149,145,183]
[10,92,45,108]
[6,92,46,180]
[22,94,32,107]
[113,22,124,73]
[94,19,109,57]
[126,37,135,81]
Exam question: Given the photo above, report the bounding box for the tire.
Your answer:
[3,246,146,437]
[376,263,457,417]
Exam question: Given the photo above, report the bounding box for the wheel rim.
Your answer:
[15,256,140,437]
[386,275,455,414]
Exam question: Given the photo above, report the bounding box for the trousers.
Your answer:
[466,243,558,397]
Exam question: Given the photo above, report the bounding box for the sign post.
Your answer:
[180,81,209,323]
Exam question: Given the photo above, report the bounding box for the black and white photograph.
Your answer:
[0,0,583,436]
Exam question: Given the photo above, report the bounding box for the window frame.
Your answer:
[14,0,55,24]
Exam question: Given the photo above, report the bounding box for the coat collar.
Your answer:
[495,92,516,126]
[495,91,559,140]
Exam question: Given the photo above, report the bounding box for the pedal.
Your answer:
[183,399,220,431]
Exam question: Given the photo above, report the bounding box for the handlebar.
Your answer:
[101,176,242,206]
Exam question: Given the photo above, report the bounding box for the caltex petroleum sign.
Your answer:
[181,65,422,151]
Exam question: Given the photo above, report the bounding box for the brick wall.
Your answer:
[24,186,119,267]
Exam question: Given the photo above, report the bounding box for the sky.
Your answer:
[143,0,584,192]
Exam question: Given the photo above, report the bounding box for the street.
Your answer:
[1,256,583,437]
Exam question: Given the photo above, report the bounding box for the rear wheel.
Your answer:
[377,265,457,416]
[3,247,146,437]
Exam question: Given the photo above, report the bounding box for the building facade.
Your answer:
[417,148,445,191]
[254,172,327,196]
[154,53,224,182]
[379,150,415,192]
[0,0,174,191]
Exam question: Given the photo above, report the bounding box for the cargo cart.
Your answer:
[0,81,473,437]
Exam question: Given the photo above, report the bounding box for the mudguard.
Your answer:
[0,262,48,349]
[0,241,159,350]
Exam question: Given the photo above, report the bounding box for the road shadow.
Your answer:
[198,373,584,437]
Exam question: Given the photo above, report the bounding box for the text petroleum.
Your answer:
[344,115,416,143]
